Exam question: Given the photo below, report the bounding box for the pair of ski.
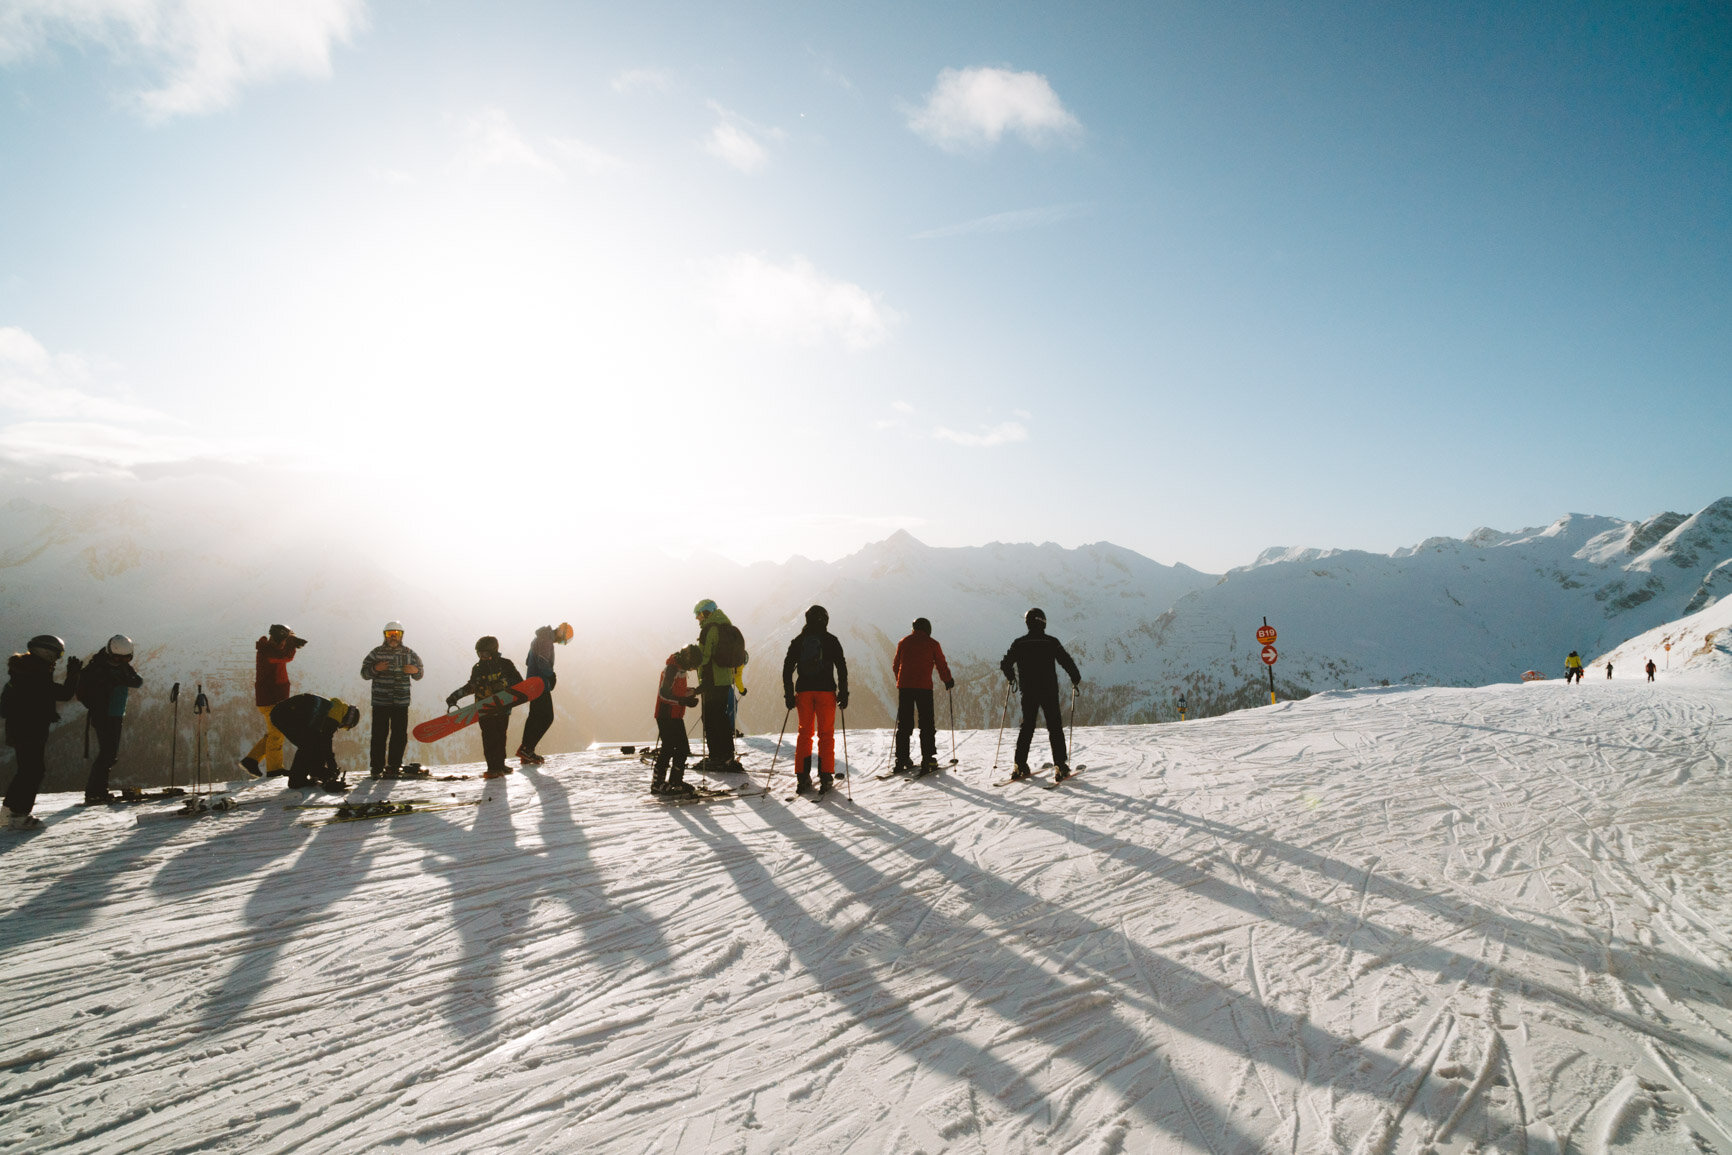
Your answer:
[874,764,949,782]
[783,786,845,804]
[288,798,488,824]
[643,783,769,807]
[992,765,1088,790]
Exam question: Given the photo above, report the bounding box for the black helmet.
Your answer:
[912,617,932,634]
[476,635,500,655]
[805,605,829,628]
[1025,608,1047,628]
[27,634,65,661]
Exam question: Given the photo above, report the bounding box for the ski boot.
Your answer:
[83,792,118,806]
[919,757,941,776]
[650,768,666,794]
[1009,763,1033,782]
[892,758,915,775]
[8,811,43,831]
[1053,764,1072,783]
[482,768,509,780]
[796,756,815,795]
[517,746,545,766]
[239,757,261,778]
[665,781,698,799]
[725,758,746,774]
[311,778,347,793]
[818,772,834,796]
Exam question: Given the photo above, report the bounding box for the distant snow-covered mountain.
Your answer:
[3,490,1729,786]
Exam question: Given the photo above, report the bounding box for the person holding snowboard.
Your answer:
[77,634,144,804]
[269,693,360,789]
[242,624,306,777]
[652,651,701,795]
[518,623,571,766]
[1565,650,1583,684]
[691,600,748,772]
[446,636,523,779]
[892,617,954,774]
[1000,608,1081,782]
[2,635,81,830]
[782,605,848,795]
[360,621,423,778]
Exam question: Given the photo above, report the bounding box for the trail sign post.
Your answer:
[1260,618,1278,704]
[1178,693,1187,721]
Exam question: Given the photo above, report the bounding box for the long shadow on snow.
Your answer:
[809,782,1585,1146]
[967,774,1731,1063]
[148,795,313,899]
[666,796,1272,1152]
[0,809,208,953]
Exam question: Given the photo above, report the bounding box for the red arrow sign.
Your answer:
[1261,645,1278,665]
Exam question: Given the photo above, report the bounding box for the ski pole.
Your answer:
[840,705,851,802]
[947,685,958,765]
[992,681,1011,770]
[168,682,180,789]
[194,684,209,801]
[1068,684,1079,764]
[765,706,792,790]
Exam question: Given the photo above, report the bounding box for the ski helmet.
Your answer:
[1025,608,1047,628]
[694,599,718,617]
[326,698,361,728]
[268,624,293,643]
[26,634,65,661]
[107,634,135,657]
[476,635,500,655]
[384,620,404,635]
[805,605,829,628]
[912,617,932,635]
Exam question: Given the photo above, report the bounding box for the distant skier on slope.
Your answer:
[1605,661,1613,679]
[1000,608,1081,782]
[690,600,748,773]
[77,635,144,804]
[1565,651,1583,684]
[269,693,360,790]
[360,621,423,778]
[446,637,524,779]
[242,624,306,777]
[892,617,953,774]
[517,623,571,766]
[2,635,81,830]
[782,605,848,796]
[1646,659,1657,682]
[652,651,701,796]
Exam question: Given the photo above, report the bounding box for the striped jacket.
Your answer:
[360,644,424,705]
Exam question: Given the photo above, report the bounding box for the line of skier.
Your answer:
[1,603,1079,827]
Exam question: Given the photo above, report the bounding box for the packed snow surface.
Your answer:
[3,675,1730,1153]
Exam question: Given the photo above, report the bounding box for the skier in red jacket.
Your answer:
[892,617,954,773]
[242,624,306,777]
[652,652,701,795]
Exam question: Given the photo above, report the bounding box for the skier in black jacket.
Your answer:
[2,635,81,830]
[78,635,144,804]
[1000,608,1081,781]
[269,693,361,789]
[782,605,848,795]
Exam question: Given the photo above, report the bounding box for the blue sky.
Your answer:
[1,1,1728,577]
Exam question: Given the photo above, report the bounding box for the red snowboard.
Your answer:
[413,677,544,743]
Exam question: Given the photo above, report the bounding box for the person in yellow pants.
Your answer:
[241,624,306,776]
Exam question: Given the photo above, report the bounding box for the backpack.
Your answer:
[710,622,749,668]
[75,656,106,711]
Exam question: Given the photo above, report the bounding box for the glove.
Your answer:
[784,692,796,710]
[65,655,83,678]
[682,695,700,708]
[445,692,461,709]
[837,691,849,710]
[943,680,955,691]
[1072,678,1082,689]
[291,636,309,649]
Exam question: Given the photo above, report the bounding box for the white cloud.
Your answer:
[612,67,672,94]
[913,202,1091,239]
[703,103,783,173]
[0,327,215,476]
[933,421,1029,448]
[0,0,366,120]
[712,254,898,352]
[907,66,1082,152]
[457,108,560,174]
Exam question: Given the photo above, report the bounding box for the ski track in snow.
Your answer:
[2,679,1730,1153]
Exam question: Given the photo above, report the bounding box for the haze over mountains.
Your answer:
[2,491,1728,788]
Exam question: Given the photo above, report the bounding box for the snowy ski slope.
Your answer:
[2,673,1729,1153]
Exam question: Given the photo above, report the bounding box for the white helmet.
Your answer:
[107,634,135,657]
[384,620,405,634]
